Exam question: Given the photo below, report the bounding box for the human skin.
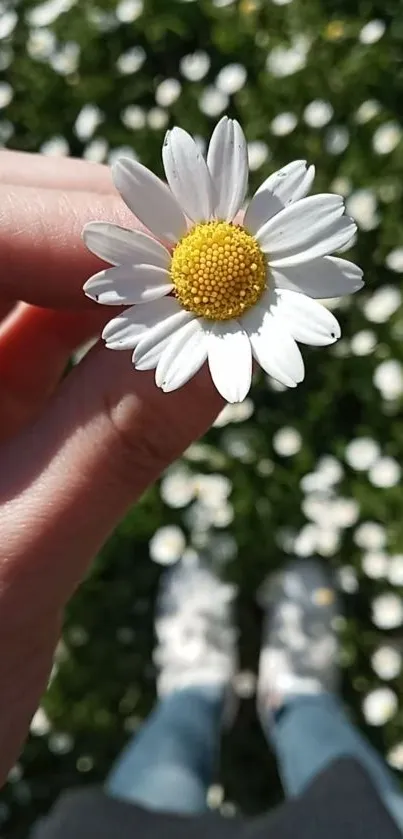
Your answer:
[0,150,223,783]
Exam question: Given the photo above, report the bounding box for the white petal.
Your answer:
[207,322,252,403]
[245,161,315,235]
[102,297,182,349]
[255,160,302,195]
[243,190,283,236]
[82,222,171,268]
[112,158,186,244]
[273,256,364,299]
[338,232,357,253]
[270,217,357,266]
[242,302,304,388]
[258,160,315,203]
[273,288,341,346]
[256,194,356,265]
[267,161,315,205]
[156,319,208,392]
[132,336,172,371]
[257,193,343,251]
[288,165,315,203]
[133,309,194,366]
[162,127,213,223]
[83,265,173,305]
[207,116,248,221]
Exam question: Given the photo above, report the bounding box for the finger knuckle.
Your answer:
[102,391,175,489]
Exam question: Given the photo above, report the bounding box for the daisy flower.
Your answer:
[83,116,363,402]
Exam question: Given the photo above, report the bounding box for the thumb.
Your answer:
[1,345,222,610]
[0,312,223,789]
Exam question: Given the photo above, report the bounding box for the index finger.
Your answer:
[0,184,139,308]
[0,150,114,193]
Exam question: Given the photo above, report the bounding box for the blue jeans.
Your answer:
[106,689,403,830]
[107,687,223,814]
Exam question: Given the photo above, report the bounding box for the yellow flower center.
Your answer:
[170,221,267,321]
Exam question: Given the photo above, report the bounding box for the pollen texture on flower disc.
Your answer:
[170,221,267,321]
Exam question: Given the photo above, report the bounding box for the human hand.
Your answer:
[0,150,222,783]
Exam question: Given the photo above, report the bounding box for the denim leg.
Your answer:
[261,692,403,831]
[106,686,225,814]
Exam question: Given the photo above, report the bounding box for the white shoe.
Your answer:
[257,559,340,715]
[154,557,238,705]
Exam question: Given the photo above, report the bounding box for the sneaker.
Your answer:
[154,557,238,704]
[257,558,340,715]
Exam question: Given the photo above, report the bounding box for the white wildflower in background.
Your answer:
[271,112,298,136]
[346,189,379,231]
[361,551,388,580]
[199,87,229,117]
[156,78,182,108]
[0,81,13,109]
[359,19,386,45]
[74,104,103,142]
[354,99,380,124]
[388,555,403,586]
[116,0,143,23]
[300,455,343,494]
[373,121,402,155]
[0,10,17,39]
[48,732,74,755]
[374,359,403,400]
[50,41,80,75]
[180,51,210,82]
[83,138,108,162]
[325,126,350,155]
[149,525,186,565]
[116,46,146,75]
[266,36,311,77]
[216,64,247,95]
[330,176,352,197]
[363,285,401,322]
[293,523,340,557]
[350,330,377,356]
[30,708,52,737]
[40,135,69,156]
[386,247,403,273]
[247,140,270,171]
[147,108,168,130]
[371,646,402,681]
[303,100,333,129]
[369,456,401,488]
[355,521,387,550]
[193,473,232,509]
[388,743,403,771]
[345,437,380,470]
[214,398,254,426]
[26,27,56,59]
[27,0,76,27]
[273,426,302,456]
[160,467,195,508]
[372,593,403,630]
[121,105,146,131]
[337,565,358,594]
[83,117,362,402]
[330,497,360,528]
[362,687,398,726]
